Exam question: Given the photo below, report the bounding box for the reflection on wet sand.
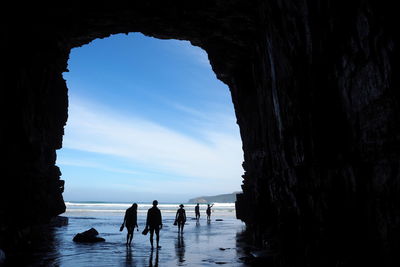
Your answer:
[175,233,185,265]
[195,221,200,243]
[126,246,133,265]
[149,249,159,267]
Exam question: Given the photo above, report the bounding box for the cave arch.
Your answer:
[1,2,399,266]
[60,32,243,201]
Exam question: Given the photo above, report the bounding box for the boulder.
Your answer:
[73,228,105,243]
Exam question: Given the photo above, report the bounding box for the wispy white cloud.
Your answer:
[186,44,210,66]
[57,158,144,176]
[61,97,244,183]
[166,39,210,67]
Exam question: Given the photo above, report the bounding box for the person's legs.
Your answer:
[129,228,134,245]
[126,226,133,245]
[149,228,155,249]
[126,225,132,245]
[155,227,160,248]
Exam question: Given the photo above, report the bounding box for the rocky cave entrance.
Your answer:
[2,2,399,266]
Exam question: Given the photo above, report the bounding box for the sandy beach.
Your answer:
[7,203,251,266]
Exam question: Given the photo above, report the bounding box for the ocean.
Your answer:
[65,201,237,217]
[12,201,248,266]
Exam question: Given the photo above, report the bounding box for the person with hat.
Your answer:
[174,204,186,234]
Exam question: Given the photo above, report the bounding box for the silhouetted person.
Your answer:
[146,200,163,249]
[195,203,200,221]
[121,203,138,246]
[175,204,186,233]
[206,204,214,221]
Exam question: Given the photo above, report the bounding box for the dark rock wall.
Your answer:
[1,1,399,266]
[1,21,68,249]
[235,1,400,266]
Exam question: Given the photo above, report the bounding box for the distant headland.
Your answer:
[188,192,241,203]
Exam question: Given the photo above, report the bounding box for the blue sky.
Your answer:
[57,33,244,203]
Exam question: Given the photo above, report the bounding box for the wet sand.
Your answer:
[10,212,249,266]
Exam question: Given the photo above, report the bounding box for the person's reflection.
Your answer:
[149,248,159,267]
[206,218,212,242]
[195,220,200,243]
[175,233,185,264]
[126,246,132,265]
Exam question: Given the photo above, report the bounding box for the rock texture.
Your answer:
[0,249,5,265]
[1,1,399,266]
[73,228,105,243]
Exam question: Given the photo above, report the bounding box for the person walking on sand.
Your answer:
[195,203,200,221]
[175,204,186,233]
[206,203,214,221]
[146,200,163,249]
[121,203,138,246]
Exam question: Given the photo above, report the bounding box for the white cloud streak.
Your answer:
[57,158,145,176]
[165,39,210,67]
[62,97,244,183]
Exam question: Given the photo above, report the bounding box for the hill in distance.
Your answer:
[188,192,242,203]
